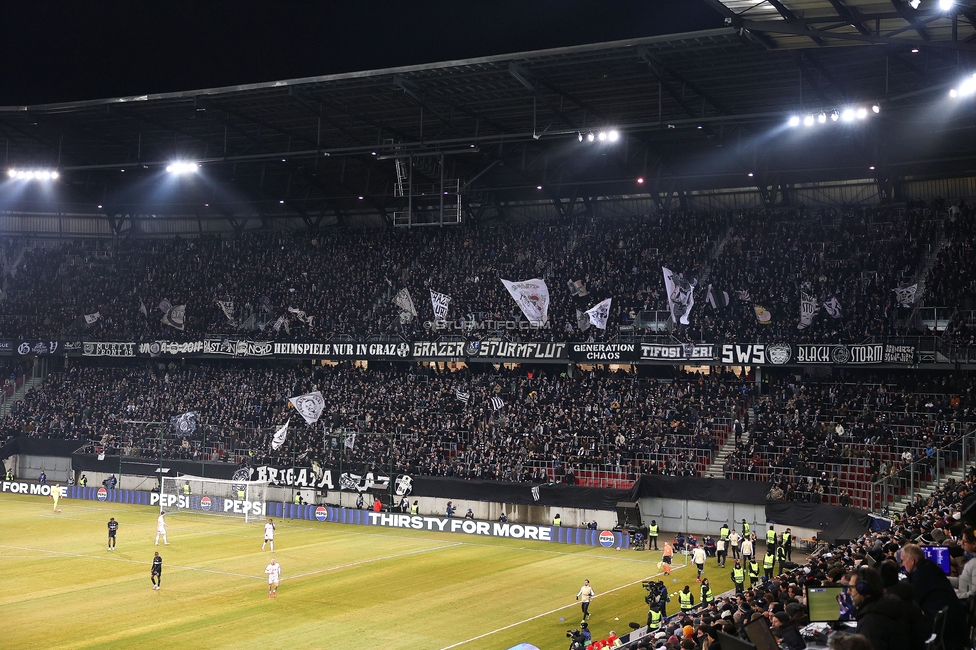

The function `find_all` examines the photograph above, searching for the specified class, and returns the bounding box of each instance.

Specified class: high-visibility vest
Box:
[701,585,713,602]
[183,484,191,495]
[766,530,776,545]
[776,546,787,561]
[783,532,791,544]
[649,608,663,629]
[720,526,729,540]
[5,470,12,480]
[648,524,659,537]
[294,494,302,505]
[554,516,562,526]
[732,567,745,583]
[79,476,87,486]
[411,504,419,514]
[763,554,774,569]
[742,523,751,536]
[679,591,693,610]
[748,562,760,578]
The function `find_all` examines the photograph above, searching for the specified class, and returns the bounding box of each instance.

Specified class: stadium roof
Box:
[1,14,976,231]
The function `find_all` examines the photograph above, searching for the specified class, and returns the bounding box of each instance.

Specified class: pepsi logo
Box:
[200,496,212,511]
[96,487,107,501]
[315,506,327,521]
[599,531,615,547]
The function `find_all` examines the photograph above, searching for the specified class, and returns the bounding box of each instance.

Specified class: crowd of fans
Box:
[7,357,976,508]
[619,469,976,650]
[0,202,965,345]
[1,360,740,482]
[722,373,976,508]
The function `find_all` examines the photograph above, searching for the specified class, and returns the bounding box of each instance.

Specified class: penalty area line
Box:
[437,567,675,650]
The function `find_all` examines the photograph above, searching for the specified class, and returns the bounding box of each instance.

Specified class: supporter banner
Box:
[411,340,567,360]
[83,341,137,357]
[273,341,412,359]
[0,341,14,352]
[794,343,916,365]
[640,343,715,362]
[16,340,64,356]
[570,343,638,362]
[138,340,203,356]
[202,339,274,357]
[719,343,916,366]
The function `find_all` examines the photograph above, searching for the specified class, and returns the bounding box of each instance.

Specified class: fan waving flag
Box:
[288,391,325,424]
[500,278,550,325]
[270,419,290,450]
[490,396,505,411]
[171,411,198,437]
[454,388,470,404]
[585,298,612,330]
[662,267,696,325]
[430,290,452,321]
[161,304,186,331]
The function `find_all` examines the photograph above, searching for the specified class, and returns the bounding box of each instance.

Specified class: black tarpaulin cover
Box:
[627,475,772,504]
[765,501,871,544]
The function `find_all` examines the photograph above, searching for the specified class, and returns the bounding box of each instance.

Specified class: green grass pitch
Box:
[1,494,735,649]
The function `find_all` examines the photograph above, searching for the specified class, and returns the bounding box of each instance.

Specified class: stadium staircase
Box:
[703,406,752,479]
[0,363,44,418]
[886,463,969,514]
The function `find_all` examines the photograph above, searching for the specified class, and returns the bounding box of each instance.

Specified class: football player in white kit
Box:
[155,511,169,545]
[262,518,275,551]
[265,558,281,598]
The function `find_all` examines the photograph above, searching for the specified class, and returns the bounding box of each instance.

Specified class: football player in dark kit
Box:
[151,551,162,590]
[107,517,119,550]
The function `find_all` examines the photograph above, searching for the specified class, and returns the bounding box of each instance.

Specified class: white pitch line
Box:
[285,542,463,581]
[438,566,684,650]
[0,544,262,580]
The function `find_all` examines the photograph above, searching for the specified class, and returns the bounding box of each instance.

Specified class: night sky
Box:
[0,1,723,105]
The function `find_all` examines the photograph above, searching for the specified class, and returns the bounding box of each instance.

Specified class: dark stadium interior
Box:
[5,2,976,649]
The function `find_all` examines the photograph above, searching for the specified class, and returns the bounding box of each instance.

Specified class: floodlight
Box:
[7,168,59,180]
[803,115,815,127]
[872,104,880,113]
[578,132,583,142]
[748,172,754,177]
[940,0,954,10]
[166,162,199,174]
[841,109,855,122]
[586,132,595,142]
[607,129,620,142]
[536,185,543,190]
[637,177,644,184]
[788,116,800,127]
[909,0,920,7]
[598,131,607,141]
[952,73,976,98]
[830,110,839,122]
[856,107,869,119]
[817,112,827,124]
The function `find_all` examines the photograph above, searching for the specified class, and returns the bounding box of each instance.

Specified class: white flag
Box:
[490,396,505,411]
[823,296,842,319]
[797,292,820,330]
[288,391,325,424]
[158,299,173,314]
[343,432,357,450]
[663,267,696,325]
[393,288,418,317]
[139,298,148,318]
[270,419,290,451]
[84,312,101,325]
[161,305,185,331]
[500,278,550,325]
[216,300,235,321]
[272,315,286,332]
[735,289,751,302]
[706,284,729,309]
[430,290,452,321]
[894,283,918,308]
[576,309,591,332]
[585,298,612,330]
